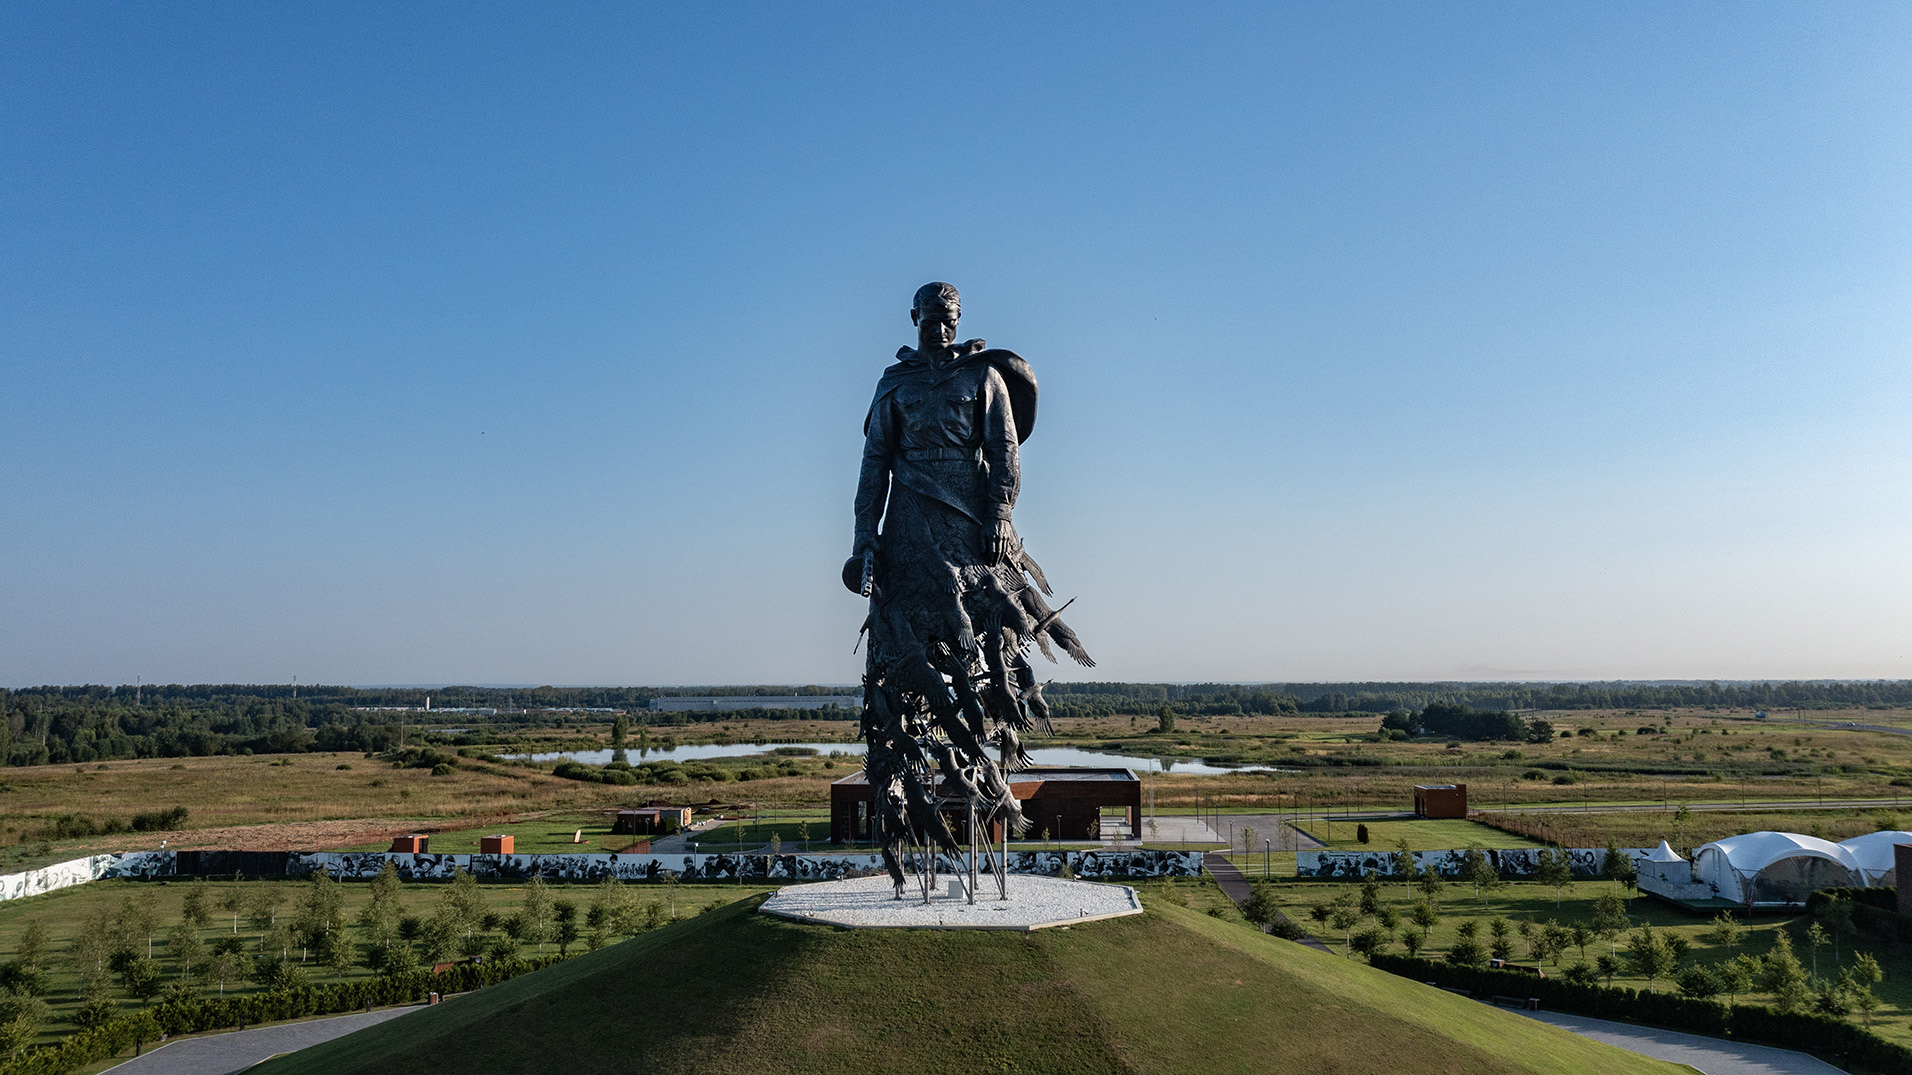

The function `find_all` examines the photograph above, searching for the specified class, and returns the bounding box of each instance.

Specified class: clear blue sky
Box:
[4,4,1909,687]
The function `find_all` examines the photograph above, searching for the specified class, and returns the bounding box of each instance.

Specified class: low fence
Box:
[1295,846,1654,880]
[1,848,1202,899]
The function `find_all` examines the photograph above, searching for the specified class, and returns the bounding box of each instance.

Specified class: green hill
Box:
[255,896,1681,1075]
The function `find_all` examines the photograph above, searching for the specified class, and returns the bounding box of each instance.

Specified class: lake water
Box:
[503,741,1295,776]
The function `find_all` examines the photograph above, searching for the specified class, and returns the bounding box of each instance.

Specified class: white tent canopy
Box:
[1644,840,1683,863]
[1690,831,1862,906]
[1835,830,1912,887]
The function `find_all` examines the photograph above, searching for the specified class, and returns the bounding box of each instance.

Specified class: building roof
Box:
[1414,784,1459,791]
[1835,830,1912,874]
[1693,830,1861,874]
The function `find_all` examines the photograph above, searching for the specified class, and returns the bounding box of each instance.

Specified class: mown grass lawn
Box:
[254,894,1682,1075]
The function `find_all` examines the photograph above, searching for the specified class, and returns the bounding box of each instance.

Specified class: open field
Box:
[0,750,842,872]
[336,812,630,855]
[6,707,1912,875]
[254,893,1680,1075]
[1478,806,1912,851]
[0,876,770,1047]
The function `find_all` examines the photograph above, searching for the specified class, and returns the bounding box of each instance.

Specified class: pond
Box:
[503,741,1297,776]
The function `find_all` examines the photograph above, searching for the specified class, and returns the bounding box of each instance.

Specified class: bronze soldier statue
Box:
[847,282,1093,897]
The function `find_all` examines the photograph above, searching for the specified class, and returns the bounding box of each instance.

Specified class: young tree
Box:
[247,887,287,939]
[13,921,49,974]
[554,900,580,956]
[1847,952,1884,1026]
[1760,930,1809,1012]
[1242,881,1282,931]
[294,869,346,965]
[1459,845,1501,909]
[1625,925,1676,988]
[1446,936,1487,968]
[119,956,162,1002]
[1594,952,1621,987]
[1664,934,1690,967]
[1410,900,1440,935]
[121,895,160,959]
[1393,838,1416,897]
[1416,863,1446,909]
[0,990,47,1061]
[1567,922,1592,961]
[1672,804,1692,853]
[205,949,244,999]
[1489,933,1513,963]
[521,876,555,956]
[181,884,212,932]
[1816,896,1853,965]
[1401,927,1425,957]
[1676,965,1721,999]
[1487,916,1511,949]
[1599,840,1636,893]
[218,884,247,934]
[1718,955,1757,1005]
[1359,871,1383,918]
[1704,911,1742,953]
[1328,897,1363,956]
[1591,891,1629,955]
[438,866,484,948]
[1535,846,1573,909]
[1539,921,1572,967]
[1349,926,1388,960]
[167,924,204,982]
[1804,922,1829,979]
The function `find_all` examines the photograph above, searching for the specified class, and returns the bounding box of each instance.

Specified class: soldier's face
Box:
[916,306,959,349]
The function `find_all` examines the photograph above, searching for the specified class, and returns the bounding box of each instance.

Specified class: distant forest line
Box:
[2,679,1909,768]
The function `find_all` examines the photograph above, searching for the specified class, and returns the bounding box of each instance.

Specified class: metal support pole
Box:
[1002,811,1011,900]
[967,796,978,905]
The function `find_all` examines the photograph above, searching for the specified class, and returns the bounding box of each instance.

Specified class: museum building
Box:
[830,767,1142,843]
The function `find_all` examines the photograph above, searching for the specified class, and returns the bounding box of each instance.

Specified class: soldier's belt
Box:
[901,447,979,462]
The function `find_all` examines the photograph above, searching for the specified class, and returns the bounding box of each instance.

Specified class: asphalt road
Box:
[101,1006,423,1075]
[1515,1009,1845,1075]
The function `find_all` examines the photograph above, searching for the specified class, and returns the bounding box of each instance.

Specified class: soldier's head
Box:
[911,282,960,351]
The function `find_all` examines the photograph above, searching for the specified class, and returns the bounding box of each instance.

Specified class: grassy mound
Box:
[255,896,1681,1075]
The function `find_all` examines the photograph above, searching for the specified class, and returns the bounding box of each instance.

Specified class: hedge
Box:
[1368,953,1912,1074]
[1805,888,1912,945]
[0,956,564,1075]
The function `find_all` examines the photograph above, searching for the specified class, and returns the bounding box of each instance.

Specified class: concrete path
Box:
[1137,815,1224,844]
[1201,852,1333,953]
[1210,813,1326,851]
[101,1006,423,1075]
[1513,1009,1844,1075]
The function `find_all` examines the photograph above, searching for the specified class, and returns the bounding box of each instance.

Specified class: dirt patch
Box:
[163,814,522,851]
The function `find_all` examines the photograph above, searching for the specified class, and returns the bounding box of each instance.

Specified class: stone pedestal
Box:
[758,874,1144,931]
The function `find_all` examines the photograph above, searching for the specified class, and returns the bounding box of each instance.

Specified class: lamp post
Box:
[1264,838,1270,879]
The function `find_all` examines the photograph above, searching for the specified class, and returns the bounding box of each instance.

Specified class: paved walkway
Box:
[102,1006,423,1075]
[1201,852,1333,953]
[1513,1009,1844,1075]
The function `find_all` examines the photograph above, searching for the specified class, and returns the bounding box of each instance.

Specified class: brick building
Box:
[1413,783,1468,819]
